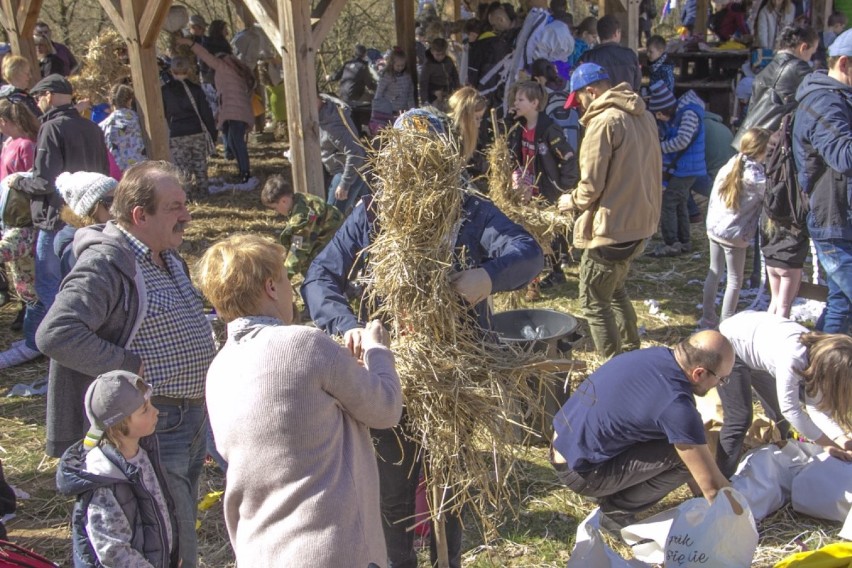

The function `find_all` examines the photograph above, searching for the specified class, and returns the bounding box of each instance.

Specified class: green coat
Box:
[279,193,344,277]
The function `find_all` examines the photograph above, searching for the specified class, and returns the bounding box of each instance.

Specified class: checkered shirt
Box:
[118,225,215,398]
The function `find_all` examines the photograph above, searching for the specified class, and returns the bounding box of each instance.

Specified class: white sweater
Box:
[206,316,403,567]
[720,311,846,443]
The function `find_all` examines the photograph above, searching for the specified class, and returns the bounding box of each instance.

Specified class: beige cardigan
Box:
[190,43,255,128]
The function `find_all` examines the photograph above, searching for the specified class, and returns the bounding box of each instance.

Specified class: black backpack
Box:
[762,111,809,232]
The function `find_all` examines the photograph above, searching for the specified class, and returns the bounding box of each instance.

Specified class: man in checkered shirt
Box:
[37,161,216,568]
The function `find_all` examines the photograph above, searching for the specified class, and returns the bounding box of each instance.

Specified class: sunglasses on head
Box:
[99,195,115,209]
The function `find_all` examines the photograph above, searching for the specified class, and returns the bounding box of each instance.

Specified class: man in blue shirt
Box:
[551,330,733,530]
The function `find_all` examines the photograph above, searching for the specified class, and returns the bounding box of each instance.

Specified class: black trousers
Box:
[373,425,462,568]
[716,357,789,478]
[554,439,691,515]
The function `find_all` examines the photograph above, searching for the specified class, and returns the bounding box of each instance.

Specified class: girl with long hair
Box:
[447,85,488,165]
[701,127,771,328]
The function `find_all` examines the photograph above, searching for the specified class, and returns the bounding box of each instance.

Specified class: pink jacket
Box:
[191,43,255,129]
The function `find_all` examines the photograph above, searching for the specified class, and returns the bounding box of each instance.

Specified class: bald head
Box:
[675,330,734,377]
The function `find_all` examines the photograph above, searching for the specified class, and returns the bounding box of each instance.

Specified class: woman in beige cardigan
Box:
[195,234,403,567]
[176,36,255,183]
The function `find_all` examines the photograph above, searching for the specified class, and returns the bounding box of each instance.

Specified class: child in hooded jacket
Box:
[700,127,771,328]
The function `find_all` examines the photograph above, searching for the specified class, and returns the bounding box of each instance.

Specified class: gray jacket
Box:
[37,222,147,457]
[318,95,366,190]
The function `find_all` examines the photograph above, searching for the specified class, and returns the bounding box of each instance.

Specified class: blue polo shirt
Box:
[552,347,706,472]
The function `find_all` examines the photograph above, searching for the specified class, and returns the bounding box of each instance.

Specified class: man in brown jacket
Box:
[559,63,662,359]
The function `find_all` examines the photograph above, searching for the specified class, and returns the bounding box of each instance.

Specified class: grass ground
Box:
[0,136,843,567]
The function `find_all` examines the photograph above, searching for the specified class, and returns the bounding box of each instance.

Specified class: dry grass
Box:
[0,139,844,567]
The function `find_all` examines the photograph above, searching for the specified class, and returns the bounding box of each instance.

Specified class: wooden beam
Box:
[97,0,170,160]
[280,0,324,197]
[600,0,638,51]
[138,0,172,48]
[0,0,43,87]
[240,0,282,53]
[310,0,347,47]
[694,0,708,40]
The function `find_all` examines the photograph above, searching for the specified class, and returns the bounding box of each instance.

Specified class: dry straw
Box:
[69,30,131,105]
[364,126,557,537]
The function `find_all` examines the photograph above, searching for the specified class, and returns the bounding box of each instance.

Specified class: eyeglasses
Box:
[705,367,730,387]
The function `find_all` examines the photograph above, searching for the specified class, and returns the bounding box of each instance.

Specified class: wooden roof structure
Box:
[2,0,834,197]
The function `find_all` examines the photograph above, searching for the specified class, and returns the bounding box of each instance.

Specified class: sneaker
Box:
[689,213,703,224]
[10,302,25,331]
[0,340,42,369]
[599,510,637,537]
[679,241,692,254]
[539,270,566,289]
[647,243,682,258]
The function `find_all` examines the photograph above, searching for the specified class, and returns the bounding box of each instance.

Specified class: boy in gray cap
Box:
[56,370,180,568]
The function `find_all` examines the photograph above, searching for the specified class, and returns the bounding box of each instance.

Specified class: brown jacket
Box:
[565,83,662,249]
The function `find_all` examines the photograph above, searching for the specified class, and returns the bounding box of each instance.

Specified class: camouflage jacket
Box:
[279,193,344,277]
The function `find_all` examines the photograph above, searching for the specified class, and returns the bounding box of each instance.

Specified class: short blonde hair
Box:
[2,55,30,83]
[194,234,287,323]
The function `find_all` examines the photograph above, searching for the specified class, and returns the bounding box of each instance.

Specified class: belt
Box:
[151,395,206,407]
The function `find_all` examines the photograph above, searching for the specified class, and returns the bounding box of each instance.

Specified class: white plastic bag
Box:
[621,508,680,565]
[664,487,758,568]
[566,508,649,568]
[730,440,821,521]
[839,506,852,541]
[791,452,852,522]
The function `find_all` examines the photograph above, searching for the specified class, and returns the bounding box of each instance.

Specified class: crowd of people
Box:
[0,1,851,567]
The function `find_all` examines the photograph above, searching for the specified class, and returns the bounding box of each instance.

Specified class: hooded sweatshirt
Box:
[57,438,178,568]
[99,108,147,172]
[565,83,662,249]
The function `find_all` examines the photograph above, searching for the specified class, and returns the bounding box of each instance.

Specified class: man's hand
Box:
[558,192,574,212]
[449,268,492,305]
[343,327,365,360]
[334,185,349,201]
[361,319,390,351]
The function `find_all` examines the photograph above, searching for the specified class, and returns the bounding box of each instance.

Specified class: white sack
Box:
[791,452,852,523]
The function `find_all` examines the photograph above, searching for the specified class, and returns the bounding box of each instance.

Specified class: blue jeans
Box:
[222,120,250,177]
[153,401,208,568]
[687,174,712,218]
[813,238,852,334]
[28,229,62,350]
[327,172,369,215]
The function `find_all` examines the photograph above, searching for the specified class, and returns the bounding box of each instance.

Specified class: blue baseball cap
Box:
[565,63,610,109]
[828,28,852,57]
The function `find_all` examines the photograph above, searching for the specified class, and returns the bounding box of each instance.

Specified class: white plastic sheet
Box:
[791,451,852,522]
[566,508,649,568]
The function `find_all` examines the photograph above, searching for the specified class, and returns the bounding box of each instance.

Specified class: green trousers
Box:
[578,241,645,359]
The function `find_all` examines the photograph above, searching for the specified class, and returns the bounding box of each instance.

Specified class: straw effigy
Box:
[68,30,130,105]
[364,125,559,541]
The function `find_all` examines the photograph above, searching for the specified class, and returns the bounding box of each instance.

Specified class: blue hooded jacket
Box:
[301,195,544,336]
[792,70,852,241]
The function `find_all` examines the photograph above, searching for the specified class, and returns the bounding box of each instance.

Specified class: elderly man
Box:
[551,331,733,531]
[558,63,662,359]
[37,161,216,568]
[792,28,852,334]
[8,74,109,358]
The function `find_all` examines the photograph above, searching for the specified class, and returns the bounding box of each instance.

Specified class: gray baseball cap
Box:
[83,370,152,451]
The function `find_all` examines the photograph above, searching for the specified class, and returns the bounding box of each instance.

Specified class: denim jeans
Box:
[222,120,250,177]
[554,438,691,515]
[813,238,852,334]
[153,401,208,568]
[661,176,696,246]
[327,172,369,215]
[373,425,462,568]
[687,174,712,218]
[578,241,645,359]
[715,357,789,479]
[28,229,62,350]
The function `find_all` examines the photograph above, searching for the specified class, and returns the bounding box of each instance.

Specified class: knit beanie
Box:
[56,171,117,217]
[646,80,677,113]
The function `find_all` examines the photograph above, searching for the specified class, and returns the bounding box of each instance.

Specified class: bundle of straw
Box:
[69,30,130,104]
[486,114,574,253]
[365,127,556,539]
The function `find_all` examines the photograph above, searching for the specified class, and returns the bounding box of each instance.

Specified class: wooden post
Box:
[95,0,171,160]
[0,0,43,87]
[394,0,417,103]
[811,0,833,34]
[695,0,708,40]
[431,484,450,568]
[279,0,325,197]
[600,0,639,51]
